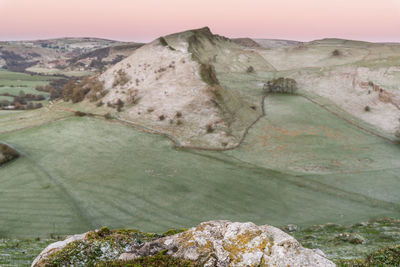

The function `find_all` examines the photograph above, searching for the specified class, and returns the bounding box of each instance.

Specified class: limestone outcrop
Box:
[120,220,334,266]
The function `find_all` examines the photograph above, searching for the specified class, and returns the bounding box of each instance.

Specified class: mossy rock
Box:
[40,227,163,266]
[96,251,200,267]
[162,228,187,237]
[334,233,366,244]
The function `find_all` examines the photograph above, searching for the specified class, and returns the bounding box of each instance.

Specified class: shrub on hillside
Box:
[246,66,254,73]
[126,89,140,105]
[104,113,112,120]
[62,77,105,103]
[61,80,77,101]
[0,144,19,165]
[74,111,87,117]
[206,124,214,133]
[116,99,124,112]
[332,49,341,56]
[263,77,298,94]
[113,69,130,87]
[85,78,105,102]
[26,102,34,110]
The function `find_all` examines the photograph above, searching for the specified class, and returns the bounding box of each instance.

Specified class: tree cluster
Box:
[62,77,105,103]
[263,77,298,94]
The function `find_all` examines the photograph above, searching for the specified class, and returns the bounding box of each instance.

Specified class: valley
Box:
[0,27,399,266]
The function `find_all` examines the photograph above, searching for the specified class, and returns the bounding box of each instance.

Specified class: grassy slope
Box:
[0,238,56,267]
[226,95,400,219]
[0,103,398,238]
[2,218,400,267]
[0,38,399,266]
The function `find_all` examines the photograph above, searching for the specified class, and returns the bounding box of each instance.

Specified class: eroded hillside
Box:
[96,27,271,147]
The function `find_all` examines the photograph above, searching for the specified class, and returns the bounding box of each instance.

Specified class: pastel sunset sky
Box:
[0,0,399,42]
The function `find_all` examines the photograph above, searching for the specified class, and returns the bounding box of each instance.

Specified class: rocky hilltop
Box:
[32,220,334,267]
[94,27,271,148]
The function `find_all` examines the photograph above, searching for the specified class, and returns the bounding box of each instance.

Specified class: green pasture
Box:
[0,86,49,97]
[0,69,52,82]
[0,69,52,90]
[0,238,56,267]
[0,112,398,238]
[225,94,400,211]
[0,95,13,101]
[0,69,52,110]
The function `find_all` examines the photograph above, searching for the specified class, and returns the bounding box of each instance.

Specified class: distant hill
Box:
[232,38,262,48]
[0,37,143,72]
[253,38,301,49]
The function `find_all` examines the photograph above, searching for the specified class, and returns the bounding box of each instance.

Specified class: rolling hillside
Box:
[0,28,399,240]
[0,38,142,73]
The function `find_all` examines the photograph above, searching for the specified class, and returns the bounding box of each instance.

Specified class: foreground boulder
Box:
[33,220,334,266]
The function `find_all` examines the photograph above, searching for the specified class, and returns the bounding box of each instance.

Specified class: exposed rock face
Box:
[120,220,335,267]
[96,27,262,148]
[31,233,86,267]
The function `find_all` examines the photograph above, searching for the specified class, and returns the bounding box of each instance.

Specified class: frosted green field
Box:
[0,33,399,243]
[1,94,399,238]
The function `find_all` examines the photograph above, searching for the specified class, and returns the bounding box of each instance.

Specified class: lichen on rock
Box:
[32,227,162,267]
[119,220,334,267]
[32,221,335,267]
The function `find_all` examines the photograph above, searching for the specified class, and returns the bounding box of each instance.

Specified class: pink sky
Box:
[0,0,399,42]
